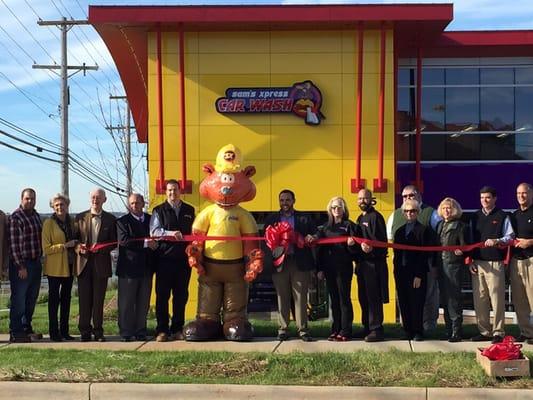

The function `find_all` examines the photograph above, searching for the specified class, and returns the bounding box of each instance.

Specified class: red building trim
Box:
[351,23,365,193]
[415,47,423,192]
[178,26,192,194]
[155,27,166,194]
[374,23,388,193]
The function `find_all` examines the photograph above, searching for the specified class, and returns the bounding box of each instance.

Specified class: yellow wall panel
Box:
[199,31,270,53]
[199,53,270,74]
[198,125,271,161]
[158,125,200,162]
[271,124,342,160]
[271,53,342,74]
[271,30,342,53]
[271,160,343,211]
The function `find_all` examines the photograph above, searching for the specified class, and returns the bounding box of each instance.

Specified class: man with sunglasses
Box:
[386,185,441,333]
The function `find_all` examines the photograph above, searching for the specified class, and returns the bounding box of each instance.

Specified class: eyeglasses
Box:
[331,205,343,210]
[404,209,418,213]
[402,193,416,199]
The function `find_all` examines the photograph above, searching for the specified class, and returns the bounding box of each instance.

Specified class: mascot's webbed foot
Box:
[184,319,223,341]
[223,319,254,342]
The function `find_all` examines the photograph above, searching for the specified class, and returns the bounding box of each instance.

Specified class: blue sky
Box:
[1,0,532,213]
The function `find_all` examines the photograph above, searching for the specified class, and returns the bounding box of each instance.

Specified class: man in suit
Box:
[75,188,117,342]
[150,179,195,342]
[116,193,157,342]
[263,189,316,341]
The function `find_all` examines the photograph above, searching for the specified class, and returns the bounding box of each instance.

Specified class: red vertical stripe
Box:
[156,26,166,192]
[377,24,386,186]
[353,23,364,191]
[415,47,422,188]
[178,26,188,190]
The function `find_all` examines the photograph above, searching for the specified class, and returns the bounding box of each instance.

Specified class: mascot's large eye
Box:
[220,173,235,184]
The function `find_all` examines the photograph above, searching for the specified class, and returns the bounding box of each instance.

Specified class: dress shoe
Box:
[121,336,133,342]
[61,333,75,341]
[94,335,106,342]
[156,332,168,342]
[300,333,314,342]
[50,333,63,342]
[135,335,147,341]
[365,330,384,343]
[327,332,338,341]
[413,334,424,342]
[10,335,31,343]
[80,334,92,342]
[169,331,185,341]
[448,334,462,343]
[277,332,289,341]
[471,334,492,342]
[334,334,350,342]
[28,332,43,341]
[491,335,504,344]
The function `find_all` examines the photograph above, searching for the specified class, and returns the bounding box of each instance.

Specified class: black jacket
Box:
[393,221,432,279]
[263,210,317,271]
[436,219,468,265]
[116,213,154,278]
[316,219,358,272]
[152,201,195,260]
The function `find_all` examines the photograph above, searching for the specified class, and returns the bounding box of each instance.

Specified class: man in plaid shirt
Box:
[8,188,43,342]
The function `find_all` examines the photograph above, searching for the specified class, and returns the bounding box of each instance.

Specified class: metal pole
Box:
[126,102,132,195]
[60,17,69,197]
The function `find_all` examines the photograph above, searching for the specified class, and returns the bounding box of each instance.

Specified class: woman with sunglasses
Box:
[314,196,358,341]
[393,199,433,341]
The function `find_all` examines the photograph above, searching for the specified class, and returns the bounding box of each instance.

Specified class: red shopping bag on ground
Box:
[481,336,522,361]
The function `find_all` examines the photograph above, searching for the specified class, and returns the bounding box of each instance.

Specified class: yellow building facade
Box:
[146,29,396,321]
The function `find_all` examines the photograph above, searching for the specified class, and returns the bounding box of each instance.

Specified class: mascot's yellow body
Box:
[184,144,263,341]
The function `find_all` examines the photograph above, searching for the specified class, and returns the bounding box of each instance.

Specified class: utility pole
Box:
[33,18,98,197]
[108,95,132,195]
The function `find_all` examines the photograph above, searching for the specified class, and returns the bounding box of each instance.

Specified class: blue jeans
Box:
[9,259,42,337]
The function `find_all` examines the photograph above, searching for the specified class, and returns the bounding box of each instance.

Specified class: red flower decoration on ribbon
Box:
[265,222,305,268]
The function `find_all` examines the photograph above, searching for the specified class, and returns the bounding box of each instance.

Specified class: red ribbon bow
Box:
[264,222,304,267]
[481,335,523,360]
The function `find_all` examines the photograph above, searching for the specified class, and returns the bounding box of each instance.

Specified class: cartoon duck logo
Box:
[289,80,325,125]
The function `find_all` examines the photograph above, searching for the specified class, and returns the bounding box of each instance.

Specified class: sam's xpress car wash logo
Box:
[215,80,325,125]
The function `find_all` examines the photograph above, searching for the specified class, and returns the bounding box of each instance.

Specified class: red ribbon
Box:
[264,222,305,267]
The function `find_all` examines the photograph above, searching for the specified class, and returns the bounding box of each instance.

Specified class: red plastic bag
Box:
[481,336,522,361]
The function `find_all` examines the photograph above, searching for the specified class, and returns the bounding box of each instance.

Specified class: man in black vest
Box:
[354,189,389,342]
[116,193,157,342]
[470,186,514,344]
[386,185,440,332]
[150,180,195,342]
[264,189,316,342]
[510,183,533,344]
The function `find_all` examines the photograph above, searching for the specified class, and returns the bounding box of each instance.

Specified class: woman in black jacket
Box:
[393,199,431,341]
[315,196,358,341]
[436,197,467,342]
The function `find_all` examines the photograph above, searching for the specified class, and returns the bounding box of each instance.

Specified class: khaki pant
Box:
[510,256,533,338]
[472,260,505,337]
[271,257,311,336]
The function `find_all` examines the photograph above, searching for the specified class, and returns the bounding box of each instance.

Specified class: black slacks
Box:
[324,264,353,336]
[47,275,73,336]
[155,257,191,334]
[357,259,386,333]
[394,266,427,336]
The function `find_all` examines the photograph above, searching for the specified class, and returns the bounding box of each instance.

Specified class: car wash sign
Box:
[215,80,325,125]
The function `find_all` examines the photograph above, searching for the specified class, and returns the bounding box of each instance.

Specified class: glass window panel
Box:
[480,135,519,160]
[445,135,481,160]
[515,67,533,84]
[422,68,444,85]
[396,134,414,161]
[421,88,445,131]
[480,68,514,84]
[445,87,479,131]
[516,133,533,160]
[421,135,446,160]
[398,68,415,86]
[480,87,514,131]
[446,68,479,85]
[397,87,415,131]
[515,87,533,132]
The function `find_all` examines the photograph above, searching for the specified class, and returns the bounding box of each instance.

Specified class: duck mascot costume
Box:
[183,144,264,341]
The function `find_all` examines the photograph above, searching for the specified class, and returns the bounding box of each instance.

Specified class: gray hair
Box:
[49,193,70,208]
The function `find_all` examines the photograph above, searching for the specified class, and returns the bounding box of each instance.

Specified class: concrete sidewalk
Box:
[1,382,532,400]
[0,333,530,353]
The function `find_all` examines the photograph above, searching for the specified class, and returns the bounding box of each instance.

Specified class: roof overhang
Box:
[88,3,453,142]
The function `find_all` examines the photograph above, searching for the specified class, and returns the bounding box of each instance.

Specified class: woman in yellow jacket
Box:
[42,194,77,341]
